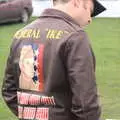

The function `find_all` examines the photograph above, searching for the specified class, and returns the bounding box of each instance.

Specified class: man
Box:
[2,0,106,120]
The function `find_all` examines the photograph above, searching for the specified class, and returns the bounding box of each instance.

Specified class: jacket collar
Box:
[40,8,80,27]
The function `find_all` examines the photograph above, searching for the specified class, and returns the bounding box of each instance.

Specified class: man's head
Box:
[53,0,106,28]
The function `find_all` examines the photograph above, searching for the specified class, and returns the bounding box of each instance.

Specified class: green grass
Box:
[87,18,120,119]
[0,18,120,120]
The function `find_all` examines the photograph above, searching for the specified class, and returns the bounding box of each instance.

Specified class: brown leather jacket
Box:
[2,9,101,120]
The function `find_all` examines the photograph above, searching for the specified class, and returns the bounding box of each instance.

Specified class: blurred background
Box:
[0,0,120,24]
[32,0,120,18]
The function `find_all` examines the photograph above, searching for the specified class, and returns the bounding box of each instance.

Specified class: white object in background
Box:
[32,0,52,16]
[32,0,120,18]
[97,0,120,17]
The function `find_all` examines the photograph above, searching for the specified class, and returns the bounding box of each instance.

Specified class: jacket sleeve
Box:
[2,41,18,116]
[65,31,101,120]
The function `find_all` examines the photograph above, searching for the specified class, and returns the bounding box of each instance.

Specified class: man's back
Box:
[2,7,103,120]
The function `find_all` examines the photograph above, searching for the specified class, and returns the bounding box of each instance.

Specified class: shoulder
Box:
[65,30,89,45]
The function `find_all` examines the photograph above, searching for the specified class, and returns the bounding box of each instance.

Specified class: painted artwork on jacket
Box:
[19,44,44,91]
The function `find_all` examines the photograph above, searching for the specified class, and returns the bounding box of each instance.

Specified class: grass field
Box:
[0,18,120,120]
